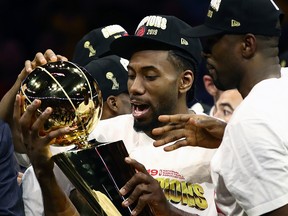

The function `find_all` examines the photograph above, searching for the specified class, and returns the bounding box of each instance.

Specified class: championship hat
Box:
[184,0,282,37]
[110,15,202,68]
[84,55,129,101]
[73,25,128,66]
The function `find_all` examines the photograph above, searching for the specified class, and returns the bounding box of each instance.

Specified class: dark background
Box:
[1,0,287,106]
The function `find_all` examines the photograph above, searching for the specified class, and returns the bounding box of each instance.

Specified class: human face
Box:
[213,89,243,122]
[127,50,180,133]
[201,34,242,91]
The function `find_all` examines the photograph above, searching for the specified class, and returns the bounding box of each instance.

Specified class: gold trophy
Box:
[20,60,102,149]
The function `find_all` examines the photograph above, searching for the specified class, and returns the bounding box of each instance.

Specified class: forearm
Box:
[0,77,22,124]
[36,169,80,216]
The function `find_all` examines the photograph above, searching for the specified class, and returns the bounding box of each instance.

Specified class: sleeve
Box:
[217,119,288,216]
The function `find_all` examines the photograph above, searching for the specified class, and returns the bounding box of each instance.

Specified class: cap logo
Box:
[120,58,129,71]
[101,25,126,38]
[136,16,167,32]
[106,72,119,90]
[136,26,146,36]
[210,0,222,12]
[181,38,189,46]
[231,19,241,27]
[84,41,96,57]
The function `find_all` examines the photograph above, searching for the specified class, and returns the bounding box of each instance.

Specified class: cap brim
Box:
[183,24,225,38]
[110,36,179,59]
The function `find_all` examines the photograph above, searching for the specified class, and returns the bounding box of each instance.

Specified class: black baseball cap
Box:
[84,55,129,101]
[72,25,128,66]
[110,15,202,68]
[184,0,282,37]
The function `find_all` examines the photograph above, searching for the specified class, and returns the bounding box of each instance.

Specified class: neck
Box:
[239,58,281,98]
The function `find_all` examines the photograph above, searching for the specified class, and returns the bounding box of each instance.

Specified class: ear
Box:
[241,34,256,58]
[179,70,194,94]
[106,96,118,112]
[203,74,218,97]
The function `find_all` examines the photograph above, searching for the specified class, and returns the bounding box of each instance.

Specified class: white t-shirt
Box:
[89,114,218,215]
[211,76,288,216]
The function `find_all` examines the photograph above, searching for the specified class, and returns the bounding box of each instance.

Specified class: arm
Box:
[14,94,79,216]
[120,157,198,216]
[152,114,226,151]
[263,205,288,216]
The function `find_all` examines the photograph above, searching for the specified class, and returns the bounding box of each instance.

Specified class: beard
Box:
[133,99,177,133]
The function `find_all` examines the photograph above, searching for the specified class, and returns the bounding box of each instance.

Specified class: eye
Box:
[223,109,233,116]
[145,75,158,81]
[127,71,136,80]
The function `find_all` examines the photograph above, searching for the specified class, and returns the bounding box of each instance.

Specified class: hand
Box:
[17,172,23,185]
[29,49,68,70]
[13,94,73,176]
[120,157,170,216]
[152,114,226,151]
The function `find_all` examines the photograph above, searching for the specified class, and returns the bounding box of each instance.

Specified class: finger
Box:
[130,193,151,216]
[122,181,146,207]
[20,99,41,133]
[43,49,57,62]
[163,139,191,151]
[158,114,191,123]
[153,132,184,147]
[31,52,47,69]
[56,54,68,61]
[24,60,33,73]
[47,126,73,142]
[13,95,22,124]
[124,157,148,174]
[152,123,184,136]
[30,107,52,138]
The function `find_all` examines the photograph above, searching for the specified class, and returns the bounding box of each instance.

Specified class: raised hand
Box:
[152,114,226,151]
[13,94,73,173]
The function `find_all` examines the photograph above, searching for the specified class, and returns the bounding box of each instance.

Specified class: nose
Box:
[128,76,145,95]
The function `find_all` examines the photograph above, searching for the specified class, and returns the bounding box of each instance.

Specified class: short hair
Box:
[167,50,197,107]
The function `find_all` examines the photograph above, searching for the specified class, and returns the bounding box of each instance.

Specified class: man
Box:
[18,15,218,215]
[88,14,218,215]
[213,89,242,122]
[152,0,288,215]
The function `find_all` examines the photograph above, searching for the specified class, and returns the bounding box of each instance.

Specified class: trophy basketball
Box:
[20,60,102,148]
[20,61,154,216]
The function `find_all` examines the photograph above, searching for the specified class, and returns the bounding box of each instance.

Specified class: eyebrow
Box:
[219,103,234,111]
[127,65,159,73]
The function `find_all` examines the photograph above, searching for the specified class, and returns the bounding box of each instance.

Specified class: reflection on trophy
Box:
[20,60,103,148]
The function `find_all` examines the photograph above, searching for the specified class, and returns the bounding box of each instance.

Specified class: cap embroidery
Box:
[231,19,241,27]
[270,0,279,10]
[181,38,189,45]
[101,25,126,38]
[210,0,222,12]
[106,72,119,90]
[84,41,96,57]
